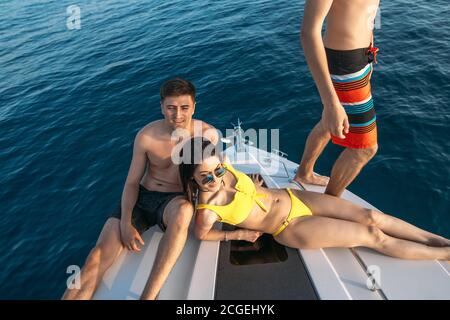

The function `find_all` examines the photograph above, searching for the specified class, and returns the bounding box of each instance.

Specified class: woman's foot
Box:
[436,247,450,261]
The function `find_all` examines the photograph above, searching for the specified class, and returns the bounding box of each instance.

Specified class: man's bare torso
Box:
[140,119,216,193]
[323,0,380,50]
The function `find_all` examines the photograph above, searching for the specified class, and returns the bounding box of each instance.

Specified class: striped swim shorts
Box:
[325,46,378,149]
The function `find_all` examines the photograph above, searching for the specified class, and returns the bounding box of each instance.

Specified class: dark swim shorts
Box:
[110,184,184,234]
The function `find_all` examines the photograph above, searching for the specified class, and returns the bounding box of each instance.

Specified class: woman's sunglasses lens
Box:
[215,166,226,177]
[202,174,214,185]
[202,165,227,185]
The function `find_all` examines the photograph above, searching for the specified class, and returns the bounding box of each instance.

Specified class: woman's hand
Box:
[251,174,265,187]
[120,222,145,252]
[238,229,263,243]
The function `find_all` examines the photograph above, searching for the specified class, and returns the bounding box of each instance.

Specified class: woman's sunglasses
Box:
[201,164,227,185]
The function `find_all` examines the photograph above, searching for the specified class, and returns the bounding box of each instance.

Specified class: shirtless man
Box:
[62,78,218,300]
[294,0,380,197]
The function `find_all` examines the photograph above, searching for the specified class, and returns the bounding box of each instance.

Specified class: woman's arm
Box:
[195,210,262,242]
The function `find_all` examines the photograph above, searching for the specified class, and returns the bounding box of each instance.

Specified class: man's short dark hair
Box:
[160,78,196,102]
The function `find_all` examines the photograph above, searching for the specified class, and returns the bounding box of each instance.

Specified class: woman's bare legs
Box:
[290,189,450,247]
[275,215,450,260]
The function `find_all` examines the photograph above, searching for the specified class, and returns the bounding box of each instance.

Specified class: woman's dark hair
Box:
[178,137,217,204]
[160,78,196,102]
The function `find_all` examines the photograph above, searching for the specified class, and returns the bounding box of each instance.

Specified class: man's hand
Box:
[322,103,349,139]
[120,222,145,252]
[238,230,263,243]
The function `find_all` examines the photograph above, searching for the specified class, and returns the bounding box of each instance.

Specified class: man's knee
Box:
[348,144,378,163]
[166,199,194,230]
[361,144,378,160]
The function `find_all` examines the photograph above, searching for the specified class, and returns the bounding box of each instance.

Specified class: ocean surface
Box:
[0,0,449,299]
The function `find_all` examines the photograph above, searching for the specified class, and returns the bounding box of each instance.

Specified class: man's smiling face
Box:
[161,94,195,130]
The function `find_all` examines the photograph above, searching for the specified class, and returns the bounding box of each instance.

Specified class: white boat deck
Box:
[94,145,450,300]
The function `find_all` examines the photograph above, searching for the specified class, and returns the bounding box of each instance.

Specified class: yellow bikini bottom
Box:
[272,188,313,236]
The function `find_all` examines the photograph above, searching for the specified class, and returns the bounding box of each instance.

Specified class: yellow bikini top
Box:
[196,163,268,225]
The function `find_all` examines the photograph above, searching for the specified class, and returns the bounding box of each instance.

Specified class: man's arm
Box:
[120,130,148,251]
[301,0,349,139]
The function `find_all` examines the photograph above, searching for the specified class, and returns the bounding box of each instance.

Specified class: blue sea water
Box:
[0,0,449,299]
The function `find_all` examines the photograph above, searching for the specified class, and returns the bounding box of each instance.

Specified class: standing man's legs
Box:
[295,120,331,186]
[325,144,378,197]
[294,120,378,196]
[295,47,378,196]
[140,196,193,300]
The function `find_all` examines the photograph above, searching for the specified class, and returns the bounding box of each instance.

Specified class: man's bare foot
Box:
[294,172,329,186]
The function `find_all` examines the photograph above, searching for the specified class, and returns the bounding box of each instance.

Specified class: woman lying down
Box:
[178,137,450,260]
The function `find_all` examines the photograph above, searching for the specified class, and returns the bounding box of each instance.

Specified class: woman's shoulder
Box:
[196,194,221,223]
[195,206,220,225]
[198,191,214,205]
